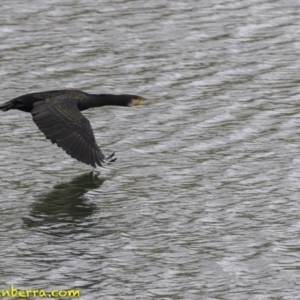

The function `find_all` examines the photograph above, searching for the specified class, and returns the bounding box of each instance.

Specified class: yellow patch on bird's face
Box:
[130,97,145,106]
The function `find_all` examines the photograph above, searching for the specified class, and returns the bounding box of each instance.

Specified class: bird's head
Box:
[124,95,146,107]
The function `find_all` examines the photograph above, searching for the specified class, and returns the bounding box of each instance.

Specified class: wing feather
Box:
[31,98,106,167]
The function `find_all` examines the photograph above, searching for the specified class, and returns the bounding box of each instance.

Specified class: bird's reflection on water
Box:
[23,172,104,233]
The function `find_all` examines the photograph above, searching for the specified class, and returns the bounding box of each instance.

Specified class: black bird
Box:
[0,90,145,168]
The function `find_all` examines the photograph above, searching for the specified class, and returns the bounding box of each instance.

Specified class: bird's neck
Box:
[78,94,127,111]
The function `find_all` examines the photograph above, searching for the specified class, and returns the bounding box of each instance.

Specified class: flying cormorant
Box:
[0,90,145,168]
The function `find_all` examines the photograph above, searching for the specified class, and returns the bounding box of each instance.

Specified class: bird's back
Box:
[0,90,90,112]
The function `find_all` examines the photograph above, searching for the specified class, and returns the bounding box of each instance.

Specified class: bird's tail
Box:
[0,100,15,111]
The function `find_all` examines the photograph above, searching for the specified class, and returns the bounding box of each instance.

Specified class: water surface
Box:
[1,0,300,299]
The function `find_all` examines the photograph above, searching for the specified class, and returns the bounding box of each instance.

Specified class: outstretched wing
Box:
[31,98,110,168]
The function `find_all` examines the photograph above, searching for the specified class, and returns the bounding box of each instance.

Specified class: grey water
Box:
[1,0,300,299]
